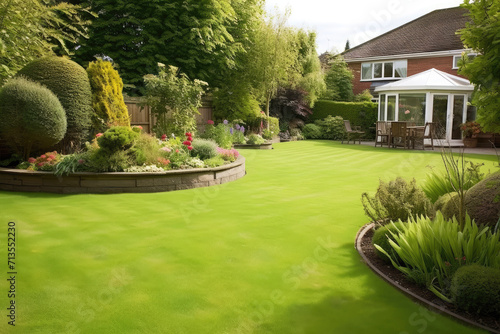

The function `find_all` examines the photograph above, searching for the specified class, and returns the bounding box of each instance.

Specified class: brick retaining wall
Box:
[0,156,245,194]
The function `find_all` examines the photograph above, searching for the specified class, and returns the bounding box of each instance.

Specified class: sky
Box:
[264,0,465,55]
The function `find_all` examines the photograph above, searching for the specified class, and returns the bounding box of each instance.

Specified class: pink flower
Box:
[207,120,214,125]
[37,162,44,167]
[28,157,36,163]
[405,110,410,114]
[49,154,56,160]
[161,147,171,153]
[46,158,52,162]
[175,149,179,153]
[96,133,103,138]
[40,154,46,159]
[137,126,143,130]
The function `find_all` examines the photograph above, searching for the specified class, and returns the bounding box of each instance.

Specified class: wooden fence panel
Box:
[125,96,213,135]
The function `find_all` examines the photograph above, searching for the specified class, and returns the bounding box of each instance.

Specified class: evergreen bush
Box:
[16,56,92,149]
[451,264,500,316]
[97,126,139,152]
[191,139,219,160]
[465,171,500,228]
[302,124,322,139]
[86,59,130,132]
[314,115,344,140]
[0,77,66,159]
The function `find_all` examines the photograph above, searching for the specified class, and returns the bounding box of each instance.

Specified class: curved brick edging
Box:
[355,223,499,334]
[0,156,245,194]
[233,143,273,150]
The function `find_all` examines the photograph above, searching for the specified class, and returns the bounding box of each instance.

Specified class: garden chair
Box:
[411,122,434,150]
[390,122,409,149]
[342,120,364,144]
[374,121,391,147]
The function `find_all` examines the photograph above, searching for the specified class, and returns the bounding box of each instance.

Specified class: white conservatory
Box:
[374,68,475,146]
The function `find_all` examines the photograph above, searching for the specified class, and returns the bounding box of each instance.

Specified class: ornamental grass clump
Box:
[375,212,500,302]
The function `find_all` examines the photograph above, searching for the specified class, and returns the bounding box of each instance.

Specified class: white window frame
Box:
[360,60,407,81]
[452,53,477,69]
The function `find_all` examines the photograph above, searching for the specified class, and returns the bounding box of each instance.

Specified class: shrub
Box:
[201,122,233,149]
[203,156,225,168]
[267,116,280,137]
[372,222,405,264]
[354,89,373,102]
[451,264,500,316]
[97,126,139,152]
[0,77,67,159]
[361,177,434,223]
[262,129,273,140]
[246,134,266,145]
[130,133,162,166]
[465,171,500,228]
[302,124,322,139]
[87,149,131,172]
[16,56,92,148]
[86,59,130,132]
[311,100,377,137]
[440,192,461,221]
[212,86,261,122]
[289,128,304,140]
[144,65,207,137]
[191,139,218,160]
[376,213,500,302]
[314,115,344,140]
[422,162,484,203]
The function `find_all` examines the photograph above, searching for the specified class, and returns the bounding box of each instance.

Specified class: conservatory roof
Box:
[374,68,474,92]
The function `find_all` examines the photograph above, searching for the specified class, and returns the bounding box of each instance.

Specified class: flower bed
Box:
[0,156,245,194]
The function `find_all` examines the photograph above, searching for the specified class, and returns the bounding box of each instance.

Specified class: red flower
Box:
[183,140,191,146]
[187,136,193,142]
[462,256,466,261]
[37,163,44,167]
[161,134,167,141]
[28,157,36,163]
[187,146,193,151]
[207,120,214,125]
[185,132,192,137]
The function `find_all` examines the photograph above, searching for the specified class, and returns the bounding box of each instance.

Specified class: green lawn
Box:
[1,141,497,334]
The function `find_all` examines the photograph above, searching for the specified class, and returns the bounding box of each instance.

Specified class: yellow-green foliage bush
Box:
[86,59,130,131]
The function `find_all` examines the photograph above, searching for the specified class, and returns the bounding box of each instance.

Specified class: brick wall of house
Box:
[348,56,466,96]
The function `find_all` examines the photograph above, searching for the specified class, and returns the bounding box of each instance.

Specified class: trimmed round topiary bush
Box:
[450,264,500,317]
[465,171,500,228]
[0,77,67,159]
[191,139,218,160]
[97,126,139,152]
[16,56,92,149]
[372,221,405,264]
[302,124,322,139]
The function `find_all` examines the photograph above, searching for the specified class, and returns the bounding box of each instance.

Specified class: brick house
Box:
[343,7,472,97]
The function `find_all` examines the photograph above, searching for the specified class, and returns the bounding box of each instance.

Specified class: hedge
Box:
[311,100,378,137]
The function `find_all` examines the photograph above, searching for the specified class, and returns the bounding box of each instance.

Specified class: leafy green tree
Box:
[0,0,90,85]
[74,0,263,95]
[87,59,130,133]
[458,0,500,133]
[295,30,325,108]
[322,55,354,102]
[143,64,207,137]
[249,9,300,125]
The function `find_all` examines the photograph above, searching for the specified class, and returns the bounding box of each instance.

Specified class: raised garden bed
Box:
[233,143,273,150]
[0,156,245,194]
[355,223,500,334]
